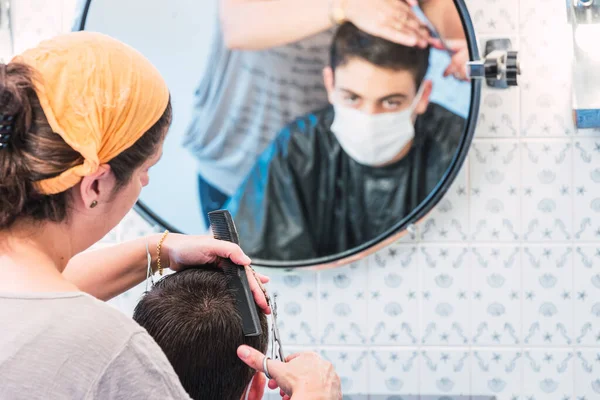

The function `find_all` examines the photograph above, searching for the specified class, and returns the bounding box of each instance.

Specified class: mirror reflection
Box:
[81,0,474,263]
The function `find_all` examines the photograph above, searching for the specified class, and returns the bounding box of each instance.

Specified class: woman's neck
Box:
[0,220,81,293]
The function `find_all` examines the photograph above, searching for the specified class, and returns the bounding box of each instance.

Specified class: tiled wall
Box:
[10,0,600,399]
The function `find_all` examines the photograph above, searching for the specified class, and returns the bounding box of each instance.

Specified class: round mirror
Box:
[77,0,480,268]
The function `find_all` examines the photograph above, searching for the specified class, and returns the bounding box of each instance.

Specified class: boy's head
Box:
[324,22,432,116]
[133,266,269,400]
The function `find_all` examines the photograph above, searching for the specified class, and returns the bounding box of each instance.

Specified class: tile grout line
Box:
[570,127,577,395]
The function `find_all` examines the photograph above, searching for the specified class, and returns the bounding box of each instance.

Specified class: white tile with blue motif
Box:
[522,246,574,346]
[419,164,470,243]
[420,246,471,346]
[368,245,419,346]
[469,140,521,242]
[470,246,521,346]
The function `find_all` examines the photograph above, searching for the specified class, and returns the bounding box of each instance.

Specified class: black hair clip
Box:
[0,114,14,149]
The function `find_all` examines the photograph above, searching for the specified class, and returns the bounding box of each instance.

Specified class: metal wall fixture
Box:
[467,38,521,89]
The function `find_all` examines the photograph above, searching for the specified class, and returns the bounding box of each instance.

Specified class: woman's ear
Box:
[77,164,114,209]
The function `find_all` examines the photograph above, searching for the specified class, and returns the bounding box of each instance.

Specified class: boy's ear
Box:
[246,372,266,400]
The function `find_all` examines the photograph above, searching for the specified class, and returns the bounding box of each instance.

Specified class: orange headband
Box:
[11,31,170,195]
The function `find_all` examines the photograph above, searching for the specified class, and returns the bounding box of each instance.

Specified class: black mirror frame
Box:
[76,0,481,269]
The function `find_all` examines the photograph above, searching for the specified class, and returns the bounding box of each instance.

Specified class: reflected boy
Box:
[226,23,466,260]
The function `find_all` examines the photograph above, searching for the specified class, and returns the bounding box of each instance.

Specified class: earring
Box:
[90,200,98,209]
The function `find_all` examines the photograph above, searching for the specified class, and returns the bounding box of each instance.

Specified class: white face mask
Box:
[331,85,425,166]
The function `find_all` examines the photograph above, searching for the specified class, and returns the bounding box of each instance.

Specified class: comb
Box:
[208,210,262,337]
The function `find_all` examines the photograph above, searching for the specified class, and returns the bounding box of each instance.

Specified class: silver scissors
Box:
[249,266,285,363]
[269,293,285,363]
[413,5,456,56]
[145,242,155,292]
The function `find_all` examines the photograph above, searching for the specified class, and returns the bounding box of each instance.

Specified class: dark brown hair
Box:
[133,266,269,400]
[0,62,172,230]
[330,22,430,87]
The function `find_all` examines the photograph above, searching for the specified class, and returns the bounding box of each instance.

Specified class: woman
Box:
[183,0,432,226]
[0,32,340,399]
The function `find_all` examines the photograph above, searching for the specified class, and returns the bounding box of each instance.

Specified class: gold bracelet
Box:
[156,230,169,276]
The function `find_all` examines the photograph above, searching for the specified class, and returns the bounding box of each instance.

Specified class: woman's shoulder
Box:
[2,292,146,353]
[53,292,146,340]
[1,292,190,399]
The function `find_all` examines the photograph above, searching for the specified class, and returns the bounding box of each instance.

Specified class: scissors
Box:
[249,266,285,363]
[412,5,456,56]
[145,242,155,292]
[269,293,285,362]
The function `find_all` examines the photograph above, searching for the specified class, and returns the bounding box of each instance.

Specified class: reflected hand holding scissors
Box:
[438,39,470,82]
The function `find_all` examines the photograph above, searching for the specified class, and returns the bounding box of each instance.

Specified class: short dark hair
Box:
[133,266,268,400]
[330,22,430,87]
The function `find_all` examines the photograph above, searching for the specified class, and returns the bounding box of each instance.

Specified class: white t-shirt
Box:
[0,292,191,399]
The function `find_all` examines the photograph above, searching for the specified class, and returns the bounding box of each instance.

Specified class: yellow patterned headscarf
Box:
[11,31,170,195]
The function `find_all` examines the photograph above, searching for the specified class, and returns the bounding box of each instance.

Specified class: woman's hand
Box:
[161,233,271,314]
[343,0,430,48]
[441,39,470,82]
[237,345,342,399]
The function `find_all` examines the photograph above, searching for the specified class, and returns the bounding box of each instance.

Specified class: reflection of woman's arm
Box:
[419,0,465,40]
[221,0,331,50]
[221,0,429,50]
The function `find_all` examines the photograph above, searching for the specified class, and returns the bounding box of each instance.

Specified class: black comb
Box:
[208,210,262,337]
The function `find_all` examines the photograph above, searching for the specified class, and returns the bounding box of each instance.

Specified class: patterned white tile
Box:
[573,247,600,347]
[465,0,519,35]
[10,0,64,54]
[476,87,520,138]
[368,245,419,345]
[573,139,600,241]
[394,226,418,244]
[419,164,470,242]
[471,350,523,399]
[475,36,520,139]
[264,269,318,346]
[470,246,521,346]
[470,140,521,241]
[368,349,419,396]
[119,210,160,239]
[320,349,369,395]
[420,246,470,345]
[520,0,569,38]
[521,141,573,242]
[574,350,600,400]
[523,350,574,400]
[520,81,575,138]
[419,350,471,396]
[319,263,369,346]
[522,246,574,346]
[519,34,574,138]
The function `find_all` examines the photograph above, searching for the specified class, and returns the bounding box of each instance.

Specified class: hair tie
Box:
[0,63,14,149]
[0,114,14,149]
